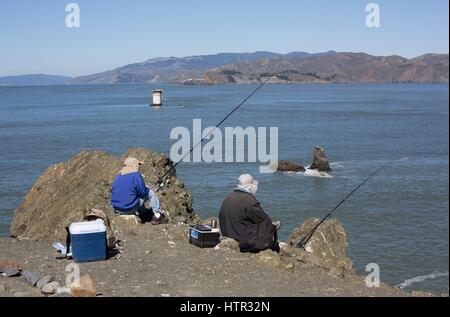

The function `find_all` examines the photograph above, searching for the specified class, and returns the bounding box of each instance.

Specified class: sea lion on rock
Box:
[276,146,332,173]
[309,146,332,173]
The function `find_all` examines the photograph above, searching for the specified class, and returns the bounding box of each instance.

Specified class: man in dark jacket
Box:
[219,174,280,253]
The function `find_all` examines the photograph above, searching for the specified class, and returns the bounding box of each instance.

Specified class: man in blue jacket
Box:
[110,157,168,225]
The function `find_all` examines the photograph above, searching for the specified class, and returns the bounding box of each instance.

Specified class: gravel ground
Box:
[0,223,414,297]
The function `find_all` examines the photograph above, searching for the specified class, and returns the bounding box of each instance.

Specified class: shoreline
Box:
[0,82,449,88]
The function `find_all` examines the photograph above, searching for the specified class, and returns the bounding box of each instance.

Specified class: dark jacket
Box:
[219,189,278,252]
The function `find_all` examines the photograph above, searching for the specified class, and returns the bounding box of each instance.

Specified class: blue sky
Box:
[0,0,448,76]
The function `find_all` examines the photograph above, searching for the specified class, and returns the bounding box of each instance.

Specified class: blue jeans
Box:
[114,188,161,216]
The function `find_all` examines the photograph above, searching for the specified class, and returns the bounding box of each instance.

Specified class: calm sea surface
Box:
[0,83,448,293]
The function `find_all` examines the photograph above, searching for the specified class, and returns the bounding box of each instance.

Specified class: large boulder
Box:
[10,148,194,241]
[309,146,332,172]
[285,217,353,276]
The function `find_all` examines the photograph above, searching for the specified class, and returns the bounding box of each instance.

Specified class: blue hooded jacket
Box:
[110,172,149,210]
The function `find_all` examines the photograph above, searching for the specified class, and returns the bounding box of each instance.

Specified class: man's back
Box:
[110,172,148,210]
[219,190,271,242]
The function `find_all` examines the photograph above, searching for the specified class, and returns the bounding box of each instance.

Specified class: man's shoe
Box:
[137,209,154,223]
[151,213,169,225]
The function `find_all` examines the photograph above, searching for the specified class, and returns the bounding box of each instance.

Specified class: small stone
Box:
[22,271,43,286]
[37,275,55,289]
[1,268,21,277]
[0,260,20,272]
[69,274,96,297]
[0,284,6,292]
[161,293,170,297]
[214,237,240,251]
[42,281,61,294]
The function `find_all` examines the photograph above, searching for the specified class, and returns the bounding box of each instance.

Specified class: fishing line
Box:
[152,74,278,190]
[296,165,387,249]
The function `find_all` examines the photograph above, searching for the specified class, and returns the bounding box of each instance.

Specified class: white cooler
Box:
[69,220,107,262]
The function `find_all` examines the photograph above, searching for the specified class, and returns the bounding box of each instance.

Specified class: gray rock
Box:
[215,237,240,251]
[22,271,43,286]
[288,218,353,276]
[0,260,20,272]
[41,281,61,294]
[36,275,55,289]
[1,268,21,277]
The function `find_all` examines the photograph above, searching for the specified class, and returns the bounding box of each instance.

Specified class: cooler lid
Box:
[69,219,106,234]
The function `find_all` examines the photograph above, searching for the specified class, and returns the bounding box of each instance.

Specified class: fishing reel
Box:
[296,234,312,249]
[156,177,165,189]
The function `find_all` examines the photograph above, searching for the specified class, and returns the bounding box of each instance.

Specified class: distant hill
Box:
[204,52,449,84]
[69,51,448,85]
[0,74,72,86]
[69,51,336,84]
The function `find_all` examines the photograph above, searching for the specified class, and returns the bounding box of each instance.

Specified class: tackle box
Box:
[189,224,220,248]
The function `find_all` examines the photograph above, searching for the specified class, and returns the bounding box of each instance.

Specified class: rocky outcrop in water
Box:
[309,146,332,172]
[9,148,194,241]
[276,160,306,173]
[277,146,331,173]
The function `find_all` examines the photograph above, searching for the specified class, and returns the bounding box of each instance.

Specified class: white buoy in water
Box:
[151,89,163,106]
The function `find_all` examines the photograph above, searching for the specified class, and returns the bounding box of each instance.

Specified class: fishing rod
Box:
[152,74,278,191]
[296,165,387,249]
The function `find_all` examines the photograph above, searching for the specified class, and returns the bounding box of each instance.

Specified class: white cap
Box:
[120,157,144,175]
[123,157,144,167]
[238,174,258,186]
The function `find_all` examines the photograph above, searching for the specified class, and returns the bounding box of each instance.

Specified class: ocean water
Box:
[0,83,448,294]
